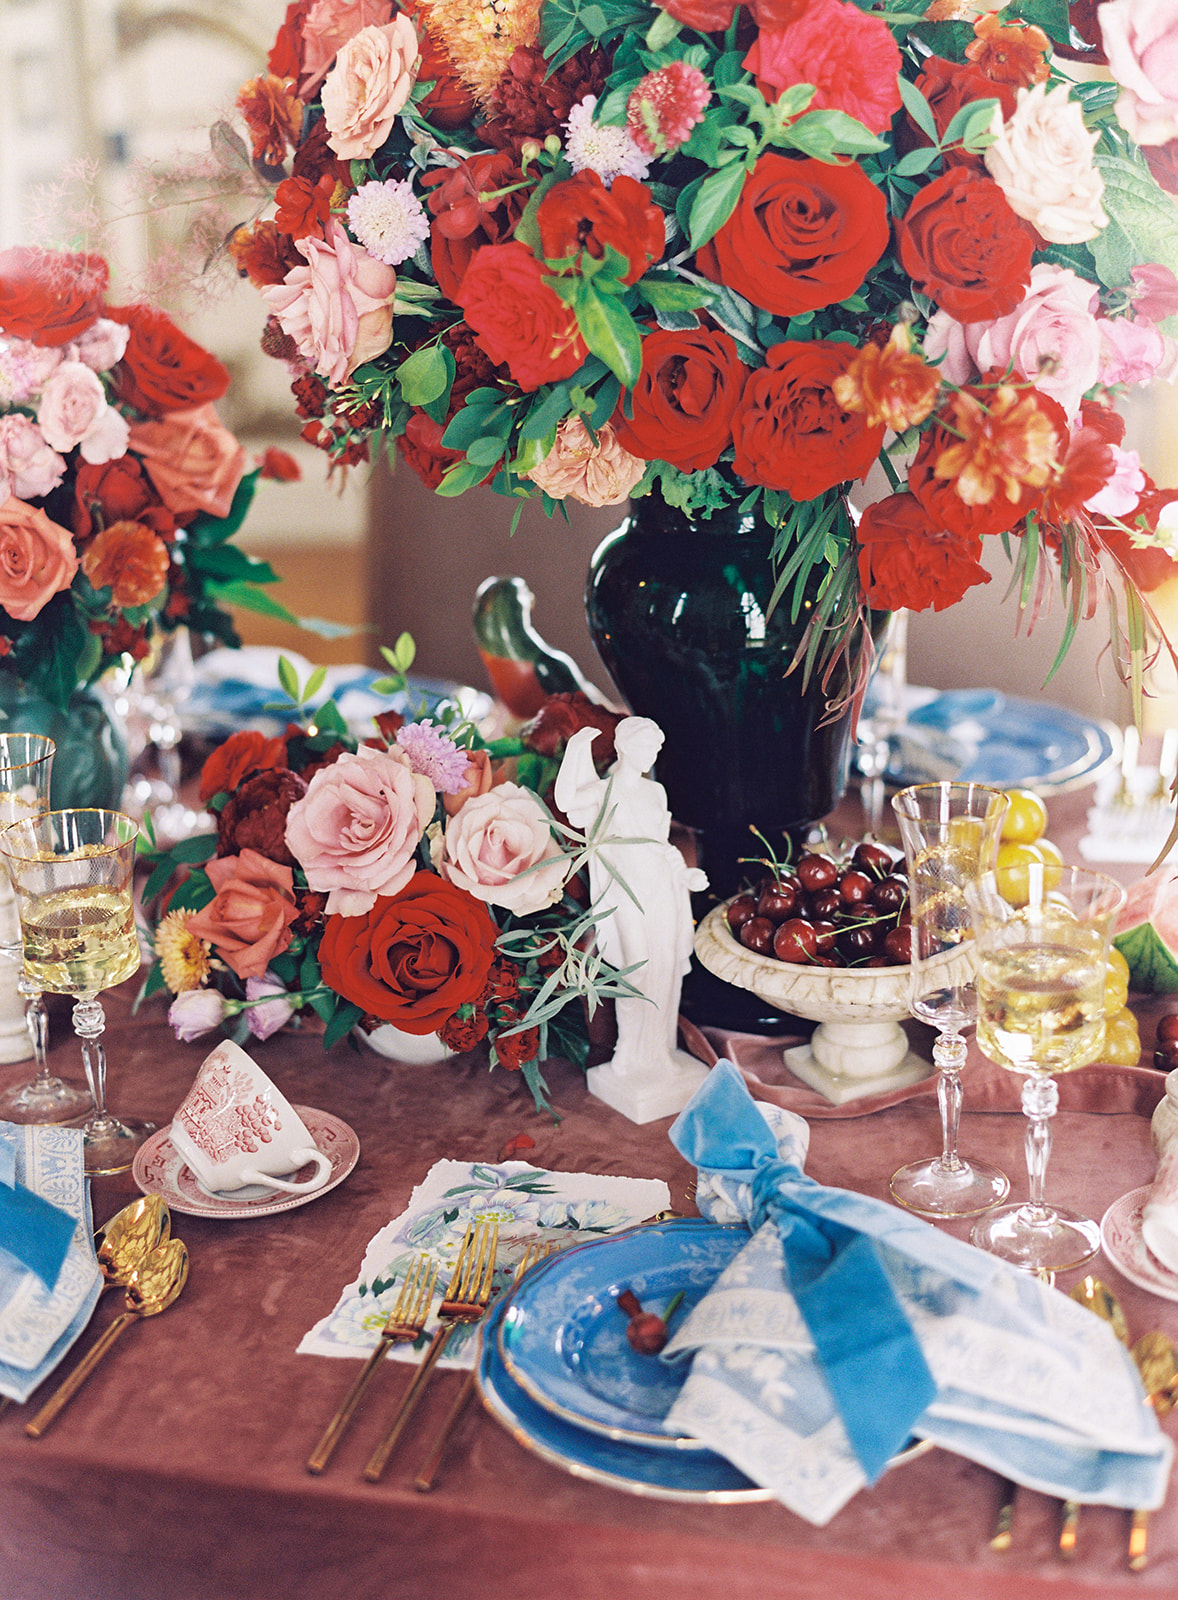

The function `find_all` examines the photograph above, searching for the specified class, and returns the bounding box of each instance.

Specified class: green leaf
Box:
[941,98,999,151]
[891,146,940,179]
[395,343,452,408]
[780,109,887,162]
[574,282,643,387]
[638,275,717,314]
[436,459,493,496]
[687,162,748,251]
[1094,152,1178,287]
[519,383,572,440]
[644,4,679,48]
[278,655,301,701]
[183,471,259,547]
[323,998,365,1050]
[896,75,937,143]
[206,582,301,623]
[465,434,509,468]
[442,400,510,450]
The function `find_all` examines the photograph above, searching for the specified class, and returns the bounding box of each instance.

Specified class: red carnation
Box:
[537,171,664,285]
[439,1006,490,1051]
[896,167,1034,324]
[495,1021,541,1070]
[482,44,608,153]
[612,325,747,472]
[108,304,231,416]
[856,493,991,613]
[455,243,587,394]
[745,0,903,135]
[397,410,465,490]
[199,729,289,804]
[0,247,108,346]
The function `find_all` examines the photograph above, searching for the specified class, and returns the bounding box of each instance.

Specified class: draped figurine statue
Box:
[553,716,711,1123]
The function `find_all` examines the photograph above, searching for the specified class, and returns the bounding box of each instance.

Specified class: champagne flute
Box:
[0,810,152,1175]
[0,735,92,1124]
[889,782,1010,1217]
[966,862,1126,1274]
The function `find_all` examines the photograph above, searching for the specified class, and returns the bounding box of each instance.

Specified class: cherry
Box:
[725,893,758,933]
[811,918,839,953]
[796,852,838,891]
[806,888,842,921]
[870,875,909,915]
[739,916,775,954]
[773,918,818,962]
[756,881,799,923]
[852,841,895,878]
[838,923,883,961]
[1158,1014,1178,1045]
[884,925,914,964]
[839,870,873,908]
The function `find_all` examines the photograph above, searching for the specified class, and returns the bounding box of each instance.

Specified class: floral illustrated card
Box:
[298,1159,670,1367]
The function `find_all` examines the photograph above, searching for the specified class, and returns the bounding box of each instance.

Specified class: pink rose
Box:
[321,17,419,160]
[0,416,65,500]
[0,496,79,621]
[524,417,647,507]
[67,317,130,375]
[0,338,62,405]
[1100,0,1178,145]
[261,221,396,386]
[442,748,495,818]
[36,360,129,464]
[186,849,300,981]
[983,83,1106,244]
[440,782,570,916]
[128,402,247,521]
[284,743,435,916]
[298,0,395,97]
[1098,315,1167,387]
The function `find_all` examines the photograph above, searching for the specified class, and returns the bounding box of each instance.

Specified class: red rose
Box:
[855,493,991,613]
[902,57,1017,169]
[107,303,231,416]
[425,151,531,301]
[537,171,664,285]
[216,767,308,865]
[612,325,747,471]
[0,247,108,346]
[267,0,310,78]
[656,0,737,28]
[72,456,176,541]
[695,154,889,317]
[318,872,499,1033]
[522,692,625,765]
[455,243,587,393]
[731,341,885,498]
[199,729,289,803]
[896,167,1034,324]
[397,409,465,490]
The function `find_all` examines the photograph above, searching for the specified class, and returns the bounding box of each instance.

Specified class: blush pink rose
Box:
[524,417,647,507]
[0,338,62,405]
[0,416,65,500]
[186,850,300,981]
[298,0,395,96]
[261,221,397,386]
[127,402,247,520]
[983,83,1106,244]
[0,496,79,620]
[440,782,570,916]
[67,317,130,375]
[1100,0,1178,145]
[321,17,420,160]
[36,360,130,464]
[284,743,435,916]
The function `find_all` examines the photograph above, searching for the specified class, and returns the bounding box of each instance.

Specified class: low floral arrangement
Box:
[218,0,1178,692]
[0,245,297,707]
[140,645,636,1109]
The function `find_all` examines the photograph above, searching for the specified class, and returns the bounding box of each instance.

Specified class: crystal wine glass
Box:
[0,735,92,1124]
[888,781,1010,1217]
[0,810,152,1175]
[966,862,1126,1274]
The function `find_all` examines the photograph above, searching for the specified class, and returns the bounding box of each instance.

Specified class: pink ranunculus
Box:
[524,417,647,507]
[1086,445,1147,517]
[127,402,247,520]
[1100,0,1178,145]
[36,360,129,464]
[298,0,395,97]
[186,849,300,981]
[261,220,397,386]
[0,496,79,621]
[67,317,130,375]
[284,743,435,916]
[244,972,297,1040]
[321,16,420,160]
[439,782,570,916]
[743,0,903,134]
[0,416,66,500]
[1098,315,1167,387]
[442,748,496,818]
[168,986,228,1042]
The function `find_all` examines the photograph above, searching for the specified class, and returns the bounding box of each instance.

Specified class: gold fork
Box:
[363,1218,500,1483]
[412,1236,559,1493]
[307,1252,438,1475]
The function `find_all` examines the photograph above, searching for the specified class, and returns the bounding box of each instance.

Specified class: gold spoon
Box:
[25,1237,189,1438]
[96,1195,170,1288]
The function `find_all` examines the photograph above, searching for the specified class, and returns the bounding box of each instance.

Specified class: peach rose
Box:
[186,849,299,981]
[524,417,648,507]
[261,221,397,386]
[442,748,495,818]
[36,361,129,464]
[127,402,247,520]
[0,496,79,621]
[440,782,570,916]
[322,17,420,160]
[984,84,1106,244]
[1100,0,1178,145]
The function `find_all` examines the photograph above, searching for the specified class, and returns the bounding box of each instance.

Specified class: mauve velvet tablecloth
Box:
[3,785,1178,1600]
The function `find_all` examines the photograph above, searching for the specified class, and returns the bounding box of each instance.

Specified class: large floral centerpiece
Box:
[142,652,635,1109]
[0,246,295,708]
[221,0,1178,692]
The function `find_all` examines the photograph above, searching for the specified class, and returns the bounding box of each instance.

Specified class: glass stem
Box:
[1021,1072,1059,1222]
[72,995,112,1129]
[18,976,50,1090]
[932,1028,966,1173]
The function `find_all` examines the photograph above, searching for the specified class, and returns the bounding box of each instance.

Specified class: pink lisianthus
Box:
[284,742,435,916]
[1131,263,1178,324]
[1098,315,1168,388]
[523,416,647,506]
[439,782,570,916]
[168,987,229,1042]
[626,62,710,157]
[744,0,903,134]
[1086,445,1147,517]
[261,221,397,386]
[0,496,79,621]
[0,415,65,500]
[127,402,248,520]
[1100,0,1178,145]
[244,972,297,1040]
[321,17,420,159]
[36,360,129,464]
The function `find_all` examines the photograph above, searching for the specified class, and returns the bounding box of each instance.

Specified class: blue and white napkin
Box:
[0,1120,102,1403]
[662,1060,1172,1526]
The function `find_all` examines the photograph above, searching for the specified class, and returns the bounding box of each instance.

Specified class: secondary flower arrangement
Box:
[140,648,636,1109]
[0,246,296,706]
[222,0,1178,693]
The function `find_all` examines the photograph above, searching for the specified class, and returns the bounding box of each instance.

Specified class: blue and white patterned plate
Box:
[497,1219,747,1450]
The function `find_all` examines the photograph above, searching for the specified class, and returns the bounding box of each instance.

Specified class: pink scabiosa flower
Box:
[168,987,229,1042]
[626,62,711,158]
[564,97,650,185]
[395,720,470,793]
[347,179,431,266]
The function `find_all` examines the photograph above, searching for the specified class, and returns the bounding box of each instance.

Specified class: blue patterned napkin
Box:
[663,1061,1172,1525]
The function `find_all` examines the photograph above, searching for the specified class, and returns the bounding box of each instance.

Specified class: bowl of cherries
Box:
[693,841,958,1105]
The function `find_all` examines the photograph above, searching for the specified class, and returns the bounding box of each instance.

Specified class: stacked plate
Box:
[477,1217,771,1502]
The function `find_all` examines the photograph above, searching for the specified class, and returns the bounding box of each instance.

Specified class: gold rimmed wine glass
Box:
[0,809,152,1175]
[0,735,92,1124]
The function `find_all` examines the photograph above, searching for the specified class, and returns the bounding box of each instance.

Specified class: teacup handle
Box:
[240,1147,333,1194]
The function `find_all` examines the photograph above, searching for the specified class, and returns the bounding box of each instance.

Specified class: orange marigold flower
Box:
[81,520,170,607]
[831,326,941,433]
[934,384,1059,508]
[965,13,1050,88]
[236,73,302,167]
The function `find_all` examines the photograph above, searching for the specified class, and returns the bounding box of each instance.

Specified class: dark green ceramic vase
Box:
[0,674,128,811]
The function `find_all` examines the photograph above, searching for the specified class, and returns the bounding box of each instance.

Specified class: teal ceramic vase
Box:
[0,674,129,811]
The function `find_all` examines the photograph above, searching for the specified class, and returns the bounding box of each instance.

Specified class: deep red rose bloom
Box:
[397,409,465,490]
[199,729,289,804]
[537,172,663,285]
[267,0,311,78]
[896,166,1034,324]
[0,247,108,346]
[732,341,885,498]
[856,493,991,613]
[695,154,890,317]
[908,419,1037,539]
[72,455,176,541]
[902,57,1017,169]
[656,0,737,30]
[522,692,625,766]
[745,0,902,134]
[425,151,532,301]
[612,325,747,471]
[456,243,587,393]
[216,767,308,865]
[318,872,499,1034]
[108,304,231,416]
